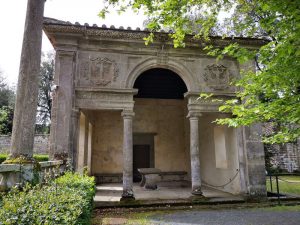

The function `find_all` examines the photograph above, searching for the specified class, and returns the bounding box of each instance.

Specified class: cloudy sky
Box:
[0,0,145,86]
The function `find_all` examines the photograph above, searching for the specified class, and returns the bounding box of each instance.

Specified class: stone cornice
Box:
[43,17,267,48]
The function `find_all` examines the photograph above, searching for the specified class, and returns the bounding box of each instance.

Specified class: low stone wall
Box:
[0,135,49,154]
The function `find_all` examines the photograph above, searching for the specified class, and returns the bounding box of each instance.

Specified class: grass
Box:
[264,204,300,212]
[266,175,300,196]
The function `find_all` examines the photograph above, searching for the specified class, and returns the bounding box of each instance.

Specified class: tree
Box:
[0,70,15,134]
[36,52,54,133]
[100,0,300,144]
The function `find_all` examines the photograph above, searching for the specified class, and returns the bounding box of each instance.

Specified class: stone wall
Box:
[0,135,49,154]
[269,141,300,172]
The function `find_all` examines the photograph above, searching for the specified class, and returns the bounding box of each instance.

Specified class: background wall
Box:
[91,99,189,174]
[0,135,49,154]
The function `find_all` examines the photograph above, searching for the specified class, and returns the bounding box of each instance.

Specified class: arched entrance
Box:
[132,68,189,182]
[133,68,187,99]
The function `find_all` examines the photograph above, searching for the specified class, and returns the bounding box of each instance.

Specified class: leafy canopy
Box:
[100,0,300,144]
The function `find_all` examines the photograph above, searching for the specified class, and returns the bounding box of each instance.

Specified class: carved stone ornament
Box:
[203,64,232,90]
[79,57,119,87]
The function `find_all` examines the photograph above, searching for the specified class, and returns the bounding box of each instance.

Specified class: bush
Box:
[0,172,96,225]
[33,154,49,162]
[0,154,6,164]
[0,154,49,164]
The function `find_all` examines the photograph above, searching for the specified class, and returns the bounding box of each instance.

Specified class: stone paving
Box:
[147,208,300,225]
[94,183,243,203]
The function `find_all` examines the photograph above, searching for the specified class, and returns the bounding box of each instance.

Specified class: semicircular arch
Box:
[125,57,195,91]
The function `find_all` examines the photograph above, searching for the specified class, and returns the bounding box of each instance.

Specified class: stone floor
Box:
[94,182,244,207]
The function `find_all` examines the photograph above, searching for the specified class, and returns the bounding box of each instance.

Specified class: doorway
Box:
[133,133,155,182]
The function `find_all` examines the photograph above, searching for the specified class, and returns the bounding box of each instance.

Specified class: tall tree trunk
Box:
[10,0,45,158]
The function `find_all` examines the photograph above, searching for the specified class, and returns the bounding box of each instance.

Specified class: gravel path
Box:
[148,208,300,225]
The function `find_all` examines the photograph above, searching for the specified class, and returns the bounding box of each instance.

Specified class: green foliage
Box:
[37,52,54,130]
[33,154,49,162]
[0,106,13,135]
[101,0,300,144]
[0,74,15,109]
[0,154,49,164]
[0,72,15,135]
[0,154,6,164]
[0,172,96,225]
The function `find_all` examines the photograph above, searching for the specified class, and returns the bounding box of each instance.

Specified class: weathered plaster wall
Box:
[91,99,189,174]
[91,111,123,173]
[198,113,241,194]
[134,98,189,172]
[91,101,241,194]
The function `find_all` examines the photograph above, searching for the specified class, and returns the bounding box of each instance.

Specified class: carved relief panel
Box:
[203,64,233,90]
[78,57,119,87]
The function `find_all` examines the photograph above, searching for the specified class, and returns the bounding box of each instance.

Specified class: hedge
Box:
[0,154,49,164]
[0,172,96,225]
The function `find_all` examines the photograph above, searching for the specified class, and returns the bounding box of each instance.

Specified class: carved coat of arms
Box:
[203,64,232,90]
[79,57,119,87]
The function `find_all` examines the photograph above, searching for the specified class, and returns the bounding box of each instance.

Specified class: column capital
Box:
[56,49,77,58]
[71,108,80,118]
[187,111,202,119]
[122,110,135,118]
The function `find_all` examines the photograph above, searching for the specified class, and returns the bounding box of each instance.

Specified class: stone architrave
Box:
[188,111,203,195]
[10,0,45,158]
[121,110,135,200]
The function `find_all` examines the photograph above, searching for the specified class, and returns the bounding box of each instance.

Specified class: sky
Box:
[0,0,145,86]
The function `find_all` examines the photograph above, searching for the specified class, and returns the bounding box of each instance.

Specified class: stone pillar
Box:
[70,109,80,170]
[77,112,89,173]
[49,50,76,164]
[87,122,93,175]
[188,111,203,195]
[10,0,45,158]
[121,110,135,200]
[243,124,267,198]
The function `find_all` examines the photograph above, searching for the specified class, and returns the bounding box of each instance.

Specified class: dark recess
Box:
[133,68,187,99]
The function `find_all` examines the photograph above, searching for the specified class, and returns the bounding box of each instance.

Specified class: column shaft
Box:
[121,111,135,199]
[189,114,203,195]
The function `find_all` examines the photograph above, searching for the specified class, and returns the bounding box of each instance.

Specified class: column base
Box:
[121,190,135,201]
[191,187,203,196]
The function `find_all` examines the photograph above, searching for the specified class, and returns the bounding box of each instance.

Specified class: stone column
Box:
[188,111,203,195]
[70,109,80,170]
[243,124,267,198]
[121,110,135,200]
[10,0,45,158]
[49,50,76,164]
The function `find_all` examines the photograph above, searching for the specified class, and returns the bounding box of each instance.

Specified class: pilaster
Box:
[49,50,77,163]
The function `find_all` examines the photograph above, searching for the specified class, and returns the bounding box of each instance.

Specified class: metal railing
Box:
[266,173,300,205]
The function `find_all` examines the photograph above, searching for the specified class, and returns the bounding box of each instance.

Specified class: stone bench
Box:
[159,171,189,187]
[138,168,161,190]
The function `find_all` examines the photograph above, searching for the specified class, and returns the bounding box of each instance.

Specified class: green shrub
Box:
[33,154,49,162]
[0,172,96,225]
[0,154,49,163]
[0,154,6,164]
